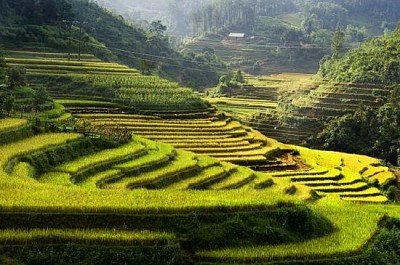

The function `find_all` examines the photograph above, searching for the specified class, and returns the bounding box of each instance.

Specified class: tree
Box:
[331,29,345,58]
[232,70,244,83]
[139,59,152,75]
[34,86,49,112]
[0,46,6,84]
[308,86,400,165]
[7,66,26,89]
[41,0,59,24]
[2,94,15,115]
[149,20,167,37]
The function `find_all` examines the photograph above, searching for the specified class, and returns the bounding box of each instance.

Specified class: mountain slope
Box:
[319,25,400,85]
[0,0,221,88]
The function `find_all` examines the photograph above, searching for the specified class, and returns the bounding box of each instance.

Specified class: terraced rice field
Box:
[0,115,397,264]
[214,73,392,145]
[184,37,320,74]
[4,51,140,76]
[73,110,283,164]
[5,51,210,117]
[47,96,393,203]
[1,51,398,264]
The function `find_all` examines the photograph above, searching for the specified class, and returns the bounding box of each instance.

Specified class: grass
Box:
[114,142,174,172]
[0,133,82,171]
[209,165,256,190]
[0,182,309,214]
[0,228,175,246]
[78,169,122,189]
[167,166,226,190]
[104,149,198,190]
[0,119,28,132]
[53,140,145,175]
[370,171,396,185]
[55,99,119,107]
[196,197,387,262]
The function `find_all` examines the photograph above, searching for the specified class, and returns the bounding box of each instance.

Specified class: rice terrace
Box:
[1,0,400,264]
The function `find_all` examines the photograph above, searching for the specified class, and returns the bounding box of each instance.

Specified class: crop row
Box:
[55,99,120,108]
[7,63,139,74]
[270,145,392,202]
[5,58,132,69]
[5,50,99,60]
[76,74,179,89]
[0,119,28,133]
[27,69,138,76]
[106,149,199,190]
[0,228,175,246]
[88,119,229,128]
[41,140,146,184]
[0,133,82,172]
[209,165,257,190]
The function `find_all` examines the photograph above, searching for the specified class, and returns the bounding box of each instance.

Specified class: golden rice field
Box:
[0,51,399,264]
[0,117,397,264]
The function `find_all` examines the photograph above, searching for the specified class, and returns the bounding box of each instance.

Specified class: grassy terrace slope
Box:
[72,110,282,164]
[5,51,210,117]
[184,36,320,74]
[0,117,398,264]
[216,73,391,145]
[58,99,394,203]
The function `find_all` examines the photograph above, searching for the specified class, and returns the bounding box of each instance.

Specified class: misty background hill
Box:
[95,0,400,74]
[95,0,400,38]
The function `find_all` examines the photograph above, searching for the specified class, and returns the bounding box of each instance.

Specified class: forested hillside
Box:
[101,0,400,39]
[179,0,400,74]
[0,0,222,88]
[308,25,400,165]
[319,26,400,85]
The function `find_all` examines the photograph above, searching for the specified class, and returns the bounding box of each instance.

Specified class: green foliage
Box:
[308,86,400,165]
[2,94,14,115]
[319,27,400,84]
[186,205,333,251]
[0,245,184,265]
[231,70,244,84]
[331,29,345,58]
[0,46,6,84]
[33,86,49,111]
[7,66,26,89]
[75,119,132,146]
[0,119,32,145]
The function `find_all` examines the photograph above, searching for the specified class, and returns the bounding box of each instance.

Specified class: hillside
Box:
[1,2,400,264]
[0,0,222,88]
[0,46,399,264]
[0,105,397,264]
[216,26,400,166]
[179,0,400,75]
[319,25,400,85]
[3,50,210,116]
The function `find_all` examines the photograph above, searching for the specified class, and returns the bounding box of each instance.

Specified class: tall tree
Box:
[0,46,6,84]
[331,29,345,58]
[7,66,26,89]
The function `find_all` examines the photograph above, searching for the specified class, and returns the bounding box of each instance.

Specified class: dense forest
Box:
[0,0,223,88]
[319,27,400,84]
[309,26,400,166]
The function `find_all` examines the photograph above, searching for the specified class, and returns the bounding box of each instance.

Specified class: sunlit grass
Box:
[54,140,145,175]
[0,228,175,246]
[0,133,82,171]
[0,119,28,132]
[196,197,397,262]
